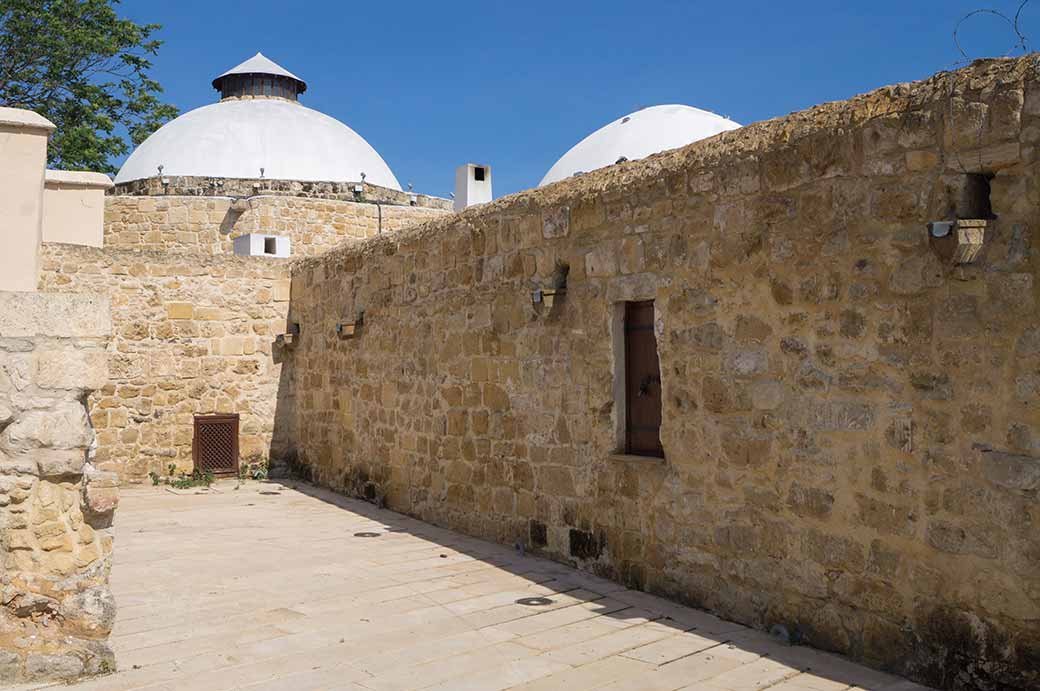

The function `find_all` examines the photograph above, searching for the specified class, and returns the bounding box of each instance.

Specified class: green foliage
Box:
[150,463,214,490]
[0,0,178,173]
[238,460,269,482]
[169,469,214,490]
[250,461,269,481]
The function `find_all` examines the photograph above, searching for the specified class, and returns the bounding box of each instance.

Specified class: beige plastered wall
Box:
[0,108,54,292]
[42,170,114,248]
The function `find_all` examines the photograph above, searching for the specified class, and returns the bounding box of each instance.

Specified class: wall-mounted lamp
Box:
[928,219,987,264]
[531,288,566,309]
[336,311,364,338]
[531,260,570,310]
[275,323,299,349]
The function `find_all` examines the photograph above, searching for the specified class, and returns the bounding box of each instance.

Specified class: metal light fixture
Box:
[928,219,987,264]
[531,288,565,309]
[336,311,365,338]
[531,260,570,310]
[275,322,301,349]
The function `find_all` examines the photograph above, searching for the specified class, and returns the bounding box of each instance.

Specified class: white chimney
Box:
[453,163,492,212]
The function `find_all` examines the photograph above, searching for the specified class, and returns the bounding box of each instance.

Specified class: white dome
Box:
[539,104,740,187]
[115,99,401,189]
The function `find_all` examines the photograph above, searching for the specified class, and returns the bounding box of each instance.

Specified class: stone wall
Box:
[39,244,292,481]
[103,194,450,257]
[0,292,118,683]
[111,176,453,210]
[286,57,1040,690]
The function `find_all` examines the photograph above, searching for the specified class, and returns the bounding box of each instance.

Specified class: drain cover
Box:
[515,597,554,607]
[354,531,381,538]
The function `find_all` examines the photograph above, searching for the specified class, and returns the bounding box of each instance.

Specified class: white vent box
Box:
[454,163,493,212]
[233,234,291,258]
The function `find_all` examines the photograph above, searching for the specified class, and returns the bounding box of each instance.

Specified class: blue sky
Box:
[121,0,1035,198]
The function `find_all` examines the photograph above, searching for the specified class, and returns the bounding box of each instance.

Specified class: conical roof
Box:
[212,52,306,93]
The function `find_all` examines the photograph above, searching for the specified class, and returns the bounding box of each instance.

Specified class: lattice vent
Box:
[193,415,239,474]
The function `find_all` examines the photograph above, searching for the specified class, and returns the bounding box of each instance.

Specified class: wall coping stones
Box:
[0,107,55,133]
[45,170,114,190]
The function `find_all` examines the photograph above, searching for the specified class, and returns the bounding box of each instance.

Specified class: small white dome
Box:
[539,104,740,187]
[115,100,401,189]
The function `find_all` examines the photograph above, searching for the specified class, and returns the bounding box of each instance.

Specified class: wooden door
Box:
[625,301,663,457]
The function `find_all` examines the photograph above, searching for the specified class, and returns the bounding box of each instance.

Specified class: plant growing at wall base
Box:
[168,470,213,489]
[0,0,178,173]
[150,465,214,489]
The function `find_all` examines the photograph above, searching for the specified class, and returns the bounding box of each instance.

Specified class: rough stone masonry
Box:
[287,57,1040,690]
[0,292,118,683]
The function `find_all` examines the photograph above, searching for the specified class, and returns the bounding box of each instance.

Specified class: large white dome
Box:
[115,99,401,189]
[115,54,400,190]
[539,104,740,187]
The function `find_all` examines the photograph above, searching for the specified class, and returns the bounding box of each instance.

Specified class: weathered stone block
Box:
[165,302,194,320]
[59,586,117,638]
[542,206,569,238]
[888,253,943,295]
[1,403,92,452]
[83,468,119,516]
[925,520,998,559]
[34,350,108,391]
[981,449,1040,492]
[584,245,618,277]
[35,449,87,478]
[787,483,835,519]
[0,293,110,339]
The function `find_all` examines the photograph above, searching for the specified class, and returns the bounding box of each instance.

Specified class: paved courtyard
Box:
[26,482,932,691]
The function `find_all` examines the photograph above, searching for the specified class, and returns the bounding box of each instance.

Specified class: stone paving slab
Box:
[19,481,936,691]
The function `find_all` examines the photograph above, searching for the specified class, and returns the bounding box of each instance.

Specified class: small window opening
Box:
[473,166,486,182]
[264,237,277,255]
[963,173,995,220]
[622,301,663,458]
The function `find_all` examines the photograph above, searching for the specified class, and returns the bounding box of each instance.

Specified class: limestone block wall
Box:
[111,176,454,210]
[0,292,118,683]
[286,57,1040,690]
[39,244,292,481]
[103,195,451,256]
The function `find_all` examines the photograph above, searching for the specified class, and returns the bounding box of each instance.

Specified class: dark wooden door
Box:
[192,414,240,475]
[625,301,663,457]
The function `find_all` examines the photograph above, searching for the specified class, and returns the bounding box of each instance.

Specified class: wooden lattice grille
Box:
[192,414,239,475]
